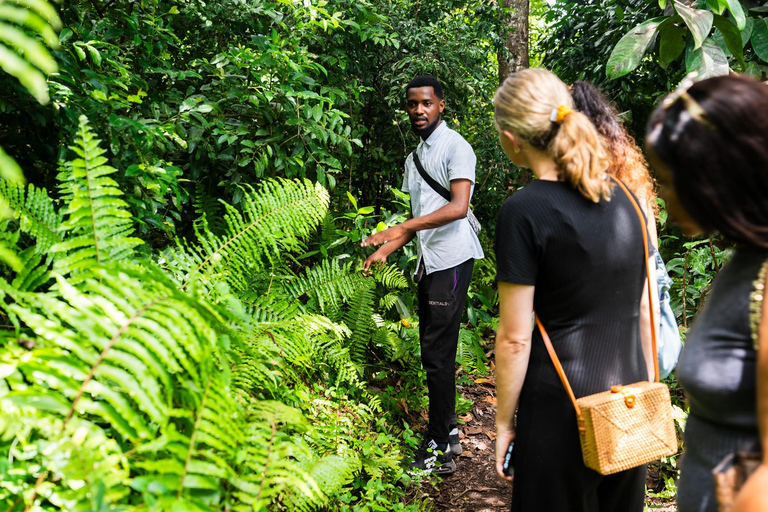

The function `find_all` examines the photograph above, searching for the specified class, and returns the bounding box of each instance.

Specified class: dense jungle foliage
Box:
[1,0,761,508]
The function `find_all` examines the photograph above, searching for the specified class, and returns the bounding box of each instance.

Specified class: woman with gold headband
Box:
[492,68,652,511]
[647,74,768,512]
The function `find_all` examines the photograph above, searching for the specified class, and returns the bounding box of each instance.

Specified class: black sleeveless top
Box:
[676,246,767,512]
[495,179,648,397]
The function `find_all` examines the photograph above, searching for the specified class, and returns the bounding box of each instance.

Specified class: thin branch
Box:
[22,470,48,512]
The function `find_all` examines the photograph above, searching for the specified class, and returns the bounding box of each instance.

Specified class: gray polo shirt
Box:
[402,121,484,275]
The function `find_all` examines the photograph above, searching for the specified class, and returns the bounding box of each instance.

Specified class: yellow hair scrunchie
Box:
[549,105,573,125]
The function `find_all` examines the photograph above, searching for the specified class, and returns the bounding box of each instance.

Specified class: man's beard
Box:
[411,116,441,140]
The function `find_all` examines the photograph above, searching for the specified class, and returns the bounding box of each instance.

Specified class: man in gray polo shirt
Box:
[361,75,484,475]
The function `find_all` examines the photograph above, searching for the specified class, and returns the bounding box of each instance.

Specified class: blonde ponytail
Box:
[493,68,612,202]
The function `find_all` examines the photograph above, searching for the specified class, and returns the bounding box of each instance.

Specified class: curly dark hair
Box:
[406,75,443,99]
[646,74,768,248]
[571,81,657,213]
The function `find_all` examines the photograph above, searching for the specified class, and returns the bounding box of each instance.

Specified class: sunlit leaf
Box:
[606,17,667,79]
[674,1,713,50]
[713,15,745,68]
[685,38,729,78]
[724,0,746,29]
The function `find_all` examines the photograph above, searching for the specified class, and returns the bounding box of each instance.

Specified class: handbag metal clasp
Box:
[611,385,637,408]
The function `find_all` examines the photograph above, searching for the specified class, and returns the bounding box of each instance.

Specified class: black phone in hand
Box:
[502,441,515,476]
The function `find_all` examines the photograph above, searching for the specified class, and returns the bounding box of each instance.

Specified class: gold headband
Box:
[550,105,573,125]
[662,72,715,130]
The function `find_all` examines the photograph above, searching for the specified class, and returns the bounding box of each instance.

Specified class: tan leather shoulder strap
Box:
[614,178,659,382]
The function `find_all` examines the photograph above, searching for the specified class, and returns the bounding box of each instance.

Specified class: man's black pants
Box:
[418,258,474,443]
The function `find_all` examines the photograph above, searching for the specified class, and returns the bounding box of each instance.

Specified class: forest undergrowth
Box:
[0,0,739,509]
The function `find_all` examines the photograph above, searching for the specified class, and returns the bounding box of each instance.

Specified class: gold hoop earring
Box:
[513,146,520,154]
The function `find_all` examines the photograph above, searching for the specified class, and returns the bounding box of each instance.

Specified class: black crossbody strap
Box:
[412,151,451,202]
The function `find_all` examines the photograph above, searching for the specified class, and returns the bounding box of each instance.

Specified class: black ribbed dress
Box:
[495,180,649,512]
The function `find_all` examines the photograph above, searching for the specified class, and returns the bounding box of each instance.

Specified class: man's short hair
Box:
[406,75,443,99]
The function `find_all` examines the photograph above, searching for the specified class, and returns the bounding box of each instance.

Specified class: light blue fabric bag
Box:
[655,250,682,379]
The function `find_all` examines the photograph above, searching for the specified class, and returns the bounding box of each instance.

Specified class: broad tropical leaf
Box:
[659,23,687,68]
[674,1,714,50]
[606,17,667,79]
[752,18,768,62]
[725,0,747,29]
[686,38,729,78]
[713,14,745,68]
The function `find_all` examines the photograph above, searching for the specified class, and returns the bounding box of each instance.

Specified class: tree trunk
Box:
[498,0,530,85]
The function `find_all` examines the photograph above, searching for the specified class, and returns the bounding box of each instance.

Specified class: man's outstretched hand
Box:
[361,225,413,276]
[360,224,407,248]
[362,247,388,276]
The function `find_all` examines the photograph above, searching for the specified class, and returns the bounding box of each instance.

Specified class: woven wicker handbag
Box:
[535,179,678,475]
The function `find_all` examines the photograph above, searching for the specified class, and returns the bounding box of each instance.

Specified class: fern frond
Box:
[175,179,328,294]
[51,116,143,280]
[456,328,488,374]
[0,179,62,252]
[284,258,365,315]
[240,289,301,322]
[342,280,377,365]
[192,182,226,235]
[0,0,61,105]
[372,263,408,289]
[6,265,218,439]
[232,400,323,510]
[288,453,361,511]
[0,222,22,272]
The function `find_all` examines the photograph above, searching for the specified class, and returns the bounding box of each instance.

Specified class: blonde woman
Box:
[492,68,653,512]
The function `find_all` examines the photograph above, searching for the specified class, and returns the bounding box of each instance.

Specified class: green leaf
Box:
[346,191,358,211]
[0,146,24,182]
[744,60,768,77]
[750,4,768,12]
[713,15,745,68]
[660,0,668,10]
[674,1,714,50]
[0,5,59,48]
[724,0,747,29]
[741,17,754,46]
[706,0,727,15]
[659,23,687,68]
[0,44,49,103]
[1,22,59,73]
[86,44,102,66]
[12,0,62,31]
[685,38,729,78]
[752,18,768,62]
[606,17,667,79]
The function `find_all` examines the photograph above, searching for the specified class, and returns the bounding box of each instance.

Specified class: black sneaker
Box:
[409,438,456,475]
[448,427,462,456]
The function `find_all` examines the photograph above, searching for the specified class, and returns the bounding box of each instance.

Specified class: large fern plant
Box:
[0,117,421,511]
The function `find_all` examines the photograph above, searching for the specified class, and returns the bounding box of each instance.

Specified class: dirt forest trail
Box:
[416,369,678,511]
[425,374,511,511]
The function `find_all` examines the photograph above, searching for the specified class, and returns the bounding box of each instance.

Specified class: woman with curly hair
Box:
[571,82,681,379]
[570,81,657,242]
